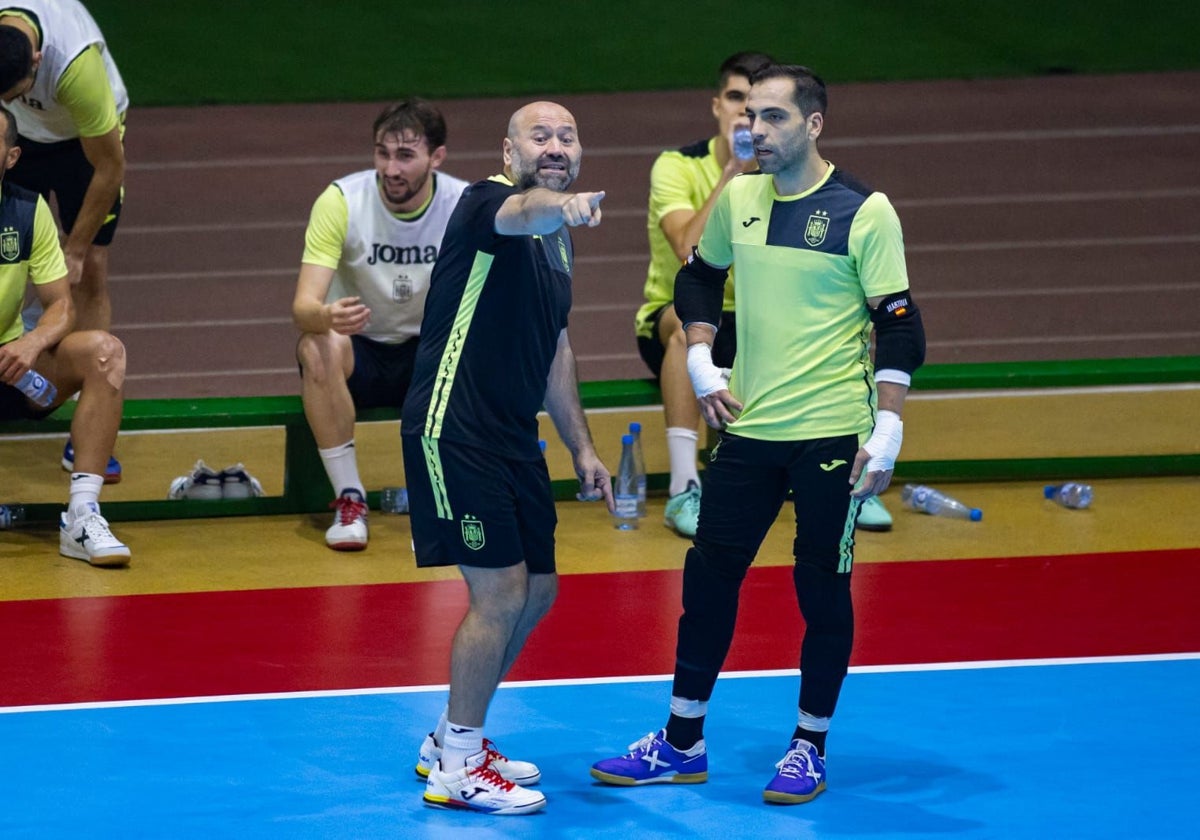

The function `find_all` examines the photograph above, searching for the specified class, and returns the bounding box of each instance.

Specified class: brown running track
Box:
[106,72,1200,399]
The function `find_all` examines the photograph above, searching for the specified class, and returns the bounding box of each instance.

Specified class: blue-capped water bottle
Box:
[628,421,647,517]
[733,125,754,161]
[900,484,982,522]
[612,434,639,530]
[1044,482,1093,509]
[16,369,57,407]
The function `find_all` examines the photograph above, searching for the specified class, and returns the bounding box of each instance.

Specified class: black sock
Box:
[665,714,705,750]
[792,726,827,756]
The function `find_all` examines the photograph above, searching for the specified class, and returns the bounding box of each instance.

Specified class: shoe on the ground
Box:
[763,738,827,804]
[59,505,131,567]
[423,755,546,815]
[664,480,701,538]
[326,489,368,550]
[856,495,893,532]
[590,729,708,785]
[61,439,122,485]
[220,463,264,499]
[167,460,224,500]
[416,733,541,785]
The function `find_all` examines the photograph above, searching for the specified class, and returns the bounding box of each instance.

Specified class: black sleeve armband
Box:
[870,290,926,374]
[674,248,729,329]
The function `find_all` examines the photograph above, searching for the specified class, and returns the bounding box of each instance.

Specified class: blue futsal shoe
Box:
[590,729,708,785]
[763,738,827,804]
[62,438,122,484]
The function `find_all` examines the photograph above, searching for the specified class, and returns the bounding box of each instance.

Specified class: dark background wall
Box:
[90,0,1200,106]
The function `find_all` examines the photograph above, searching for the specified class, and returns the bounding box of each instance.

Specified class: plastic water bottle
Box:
[16,369,56,407]
[1045,482,1093,509]
[628,421,647,517]
[732,126,754,161]
[612,434,639,530]
[0,504,26,529]
[900,484,982,522]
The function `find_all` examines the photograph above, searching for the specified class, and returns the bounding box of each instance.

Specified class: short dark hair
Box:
[717,51,775,90]
[750,63,828,118]
[0,104,15,147]
[373,98,447,152]
[0,26,33,95]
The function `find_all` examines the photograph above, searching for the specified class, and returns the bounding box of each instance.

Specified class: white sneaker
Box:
[416,733,541,785]
[59,507,131,567]
[326,489,368,551]
[220,463,264,499]
[423,756,546,815]
[167,460,223,500]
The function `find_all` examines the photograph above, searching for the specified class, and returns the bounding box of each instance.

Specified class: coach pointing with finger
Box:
[401,101,611,815]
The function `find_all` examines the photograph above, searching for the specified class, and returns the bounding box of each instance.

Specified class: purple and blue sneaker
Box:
[590,729,708,785]
[763,738,826,804]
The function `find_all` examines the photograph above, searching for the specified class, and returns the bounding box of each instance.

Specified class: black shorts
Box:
[346,334,419,409]
[636,306,737,379]
[297,334,420,410]
[402,434,557,572]
[10,133,123,246]
[0,383,56,420]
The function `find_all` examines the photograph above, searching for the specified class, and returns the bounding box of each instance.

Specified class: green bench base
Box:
[4,357,1197,524]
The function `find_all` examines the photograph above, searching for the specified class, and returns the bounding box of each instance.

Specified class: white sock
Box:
[666,427,700,496]
[68,473,104,520]
[319,441,364,498]
[440,722,484,773]
[433,706,449,746]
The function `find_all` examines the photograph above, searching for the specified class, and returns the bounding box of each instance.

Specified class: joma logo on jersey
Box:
[0,227,19,261]
[367,243,438,266]
[461,515,485,550]
[804,210,829,247]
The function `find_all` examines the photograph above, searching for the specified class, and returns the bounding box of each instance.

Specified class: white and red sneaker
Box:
[325,489,368,551]
[416,733,541,785]
[423,754,546,815]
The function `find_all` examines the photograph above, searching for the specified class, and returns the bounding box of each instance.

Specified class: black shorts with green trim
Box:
[402,434,557,573]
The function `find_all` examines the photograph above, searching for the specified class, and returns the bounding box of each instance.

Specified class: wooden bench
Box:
[4,356,1197,524]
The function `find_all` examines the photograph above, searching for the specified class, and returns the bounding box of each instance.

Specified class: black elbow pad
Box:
[675,248,729,329]
[871,291,926,374]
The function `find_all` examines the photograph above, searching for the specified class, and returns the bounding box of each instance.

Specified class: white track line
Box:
[3,651,1195,715]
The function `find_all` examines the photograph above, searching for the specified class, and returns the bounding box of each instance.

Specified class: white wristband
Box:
[874,368,911,387]
[864,409,903,472]
[686,343,731,398]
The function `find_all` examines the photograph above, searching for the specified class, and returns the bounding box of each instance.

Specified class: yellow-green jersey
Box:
[698,163,910,441]
[0,181,67,343]
[635,138,736,340]
[2,0,127,142]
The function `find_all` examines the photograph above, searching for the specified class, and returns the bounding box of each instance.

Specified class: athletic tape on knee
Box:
[97,337,127,390]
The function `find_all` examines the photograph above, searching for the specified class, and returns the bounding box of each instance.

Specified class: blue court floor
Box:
[2,656,1196,839]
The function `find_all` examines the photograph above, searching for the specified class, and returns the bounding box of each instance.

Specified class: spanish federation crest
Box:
[804,210,829,248]
[461,514,485,550]
[0,227,19,262]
